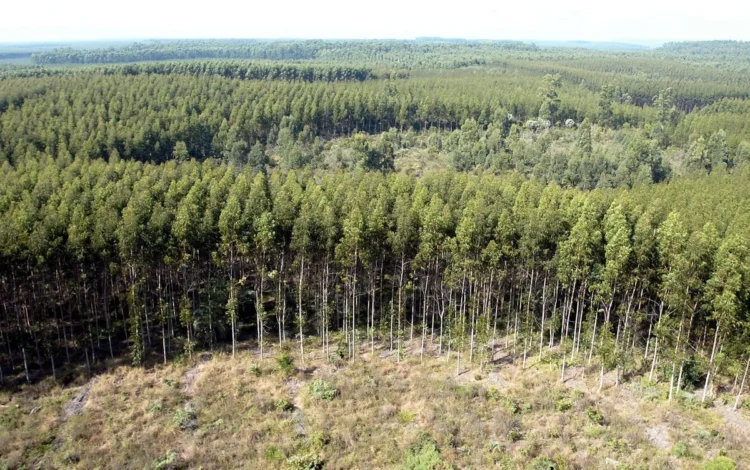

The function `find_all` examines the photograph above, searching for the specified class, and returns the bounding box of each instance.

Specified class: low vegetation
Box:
[1,339,748,469]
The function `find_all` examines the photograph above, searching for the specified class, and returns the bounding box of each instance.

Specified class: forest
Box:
[1,38,750,469]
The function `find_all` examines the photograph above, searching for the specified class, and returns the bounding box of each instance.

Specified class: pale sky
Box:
[2,0,749,43]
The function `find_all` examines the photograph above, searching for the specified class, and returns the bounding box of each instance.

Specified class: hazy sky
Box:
[3,0,749,43]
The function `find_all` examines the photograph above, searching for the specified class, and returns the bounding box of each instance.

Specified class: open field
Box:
[2,338,748,469]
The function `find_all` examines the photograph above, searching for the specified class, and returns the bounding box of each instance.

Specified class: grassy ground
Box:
[1,337,748,469]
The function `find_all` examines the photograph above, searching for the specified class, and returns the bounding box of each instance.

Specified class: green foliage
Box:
[285,452,324,470]
[172,406,197,429]
[529,456,559,470]
[249,363,262,377]
[507,427,524,442]
[403,433,449,470]
[585,406,604,425]
[487,387,521,414]
[555,397,573,412]
[265,446,284,462]
[672,441,690,458]
[276,352,295,376]
[703,456,736,470]
[2,39,750,439]
[147,401,164,413]
[397,410,415,424]
[307,380,337,401]
[275,399,295,412]
[151,451,177,470]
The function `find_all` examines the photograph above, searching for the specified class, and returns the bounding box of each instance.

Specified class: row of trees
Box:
[2,68,725,166]
[1,156,749,408]
[0,61,386,83]
[0,71,608,165]
[657,41,750,61]
[29,39,538,67]
[512,56,750,111]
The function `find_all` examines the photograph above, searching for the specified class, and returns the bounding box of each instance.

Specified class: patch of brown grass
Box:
[2,341,749,469]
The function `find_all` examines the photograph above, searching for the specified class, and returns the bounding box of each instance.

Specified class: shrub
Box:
[403,433,450,470]
[172,405,197,430]
[555,397,572,412]
[308,430,330,449]
[530,456,558,470]
[631,379,665,401]
[264,445,284,462]
[147,401,164,413]
[486,388,521,414]
[276,399,295,412]
[308,380,337,401]
[507,427,523,442]
[152,450,177,470]
[586,406,604,425]
[606,436,627,452]
[277,352,295,376]
[398,410,415,424]
[336,343,347,360]
[456,385,479,400]
[286,451,324,470]
[249,363,262,376]
[672,441,690,458]
[704,456,736,470]
[697,428,719,440]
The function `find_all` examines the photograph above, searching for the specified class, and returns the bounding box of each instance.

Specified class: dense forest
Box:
[1,39,749,413]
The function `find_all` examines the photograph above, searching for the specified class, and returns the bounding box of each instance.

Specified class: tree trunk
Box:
[22,347,30,383]
[299,257,305,364]
[539,274,547,361]
[734,354,750,410]
[702,323,721,403]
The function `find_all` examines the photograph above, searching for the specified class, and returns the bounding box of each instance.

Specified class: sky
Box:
[3,0,750,44]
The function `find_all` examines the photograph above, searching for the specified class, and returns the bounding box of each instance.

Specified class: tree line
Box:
[1,156,749,408]
[29,39,538,68]
[0,61,388,83]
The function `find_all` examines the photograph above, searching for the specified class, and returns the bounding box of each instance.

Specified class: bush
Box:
[672,441,690,458]
[336,343,347,360]
[697,428,720,440]
[308,380,337,401]
[555,397,572,412]
[398,410,415,424]
[264,445,284,462]
[249,363,262,376]
[152,450,177,470]
[586,406,604,425]
[507,427,523,442]
[277,352,295,376]
[487,388,521,414]
[276,399,295,412]
[286,452,324,470]
[172,405,197,430]
[631,379,665,402]
[403,433,449,470]
[529,456,558,470]
[147,401,164,413]
[704,456,736,470]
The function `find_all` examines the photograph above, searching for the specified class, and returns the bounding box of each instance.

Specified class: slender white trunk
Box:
[299,257,305,364]
[702,323,721,403]
[734,354,750,410]
[539,275,547,361]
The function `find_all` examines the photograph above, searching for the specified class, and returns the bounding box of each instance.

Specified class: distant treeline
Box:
[0,61,389,83]
[0,53,32,60]
[657,40,750,61]
[29,39,538,67]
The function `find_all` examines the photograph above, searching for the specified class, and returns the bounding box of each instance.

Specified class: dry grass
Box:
[1,340,749,469]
